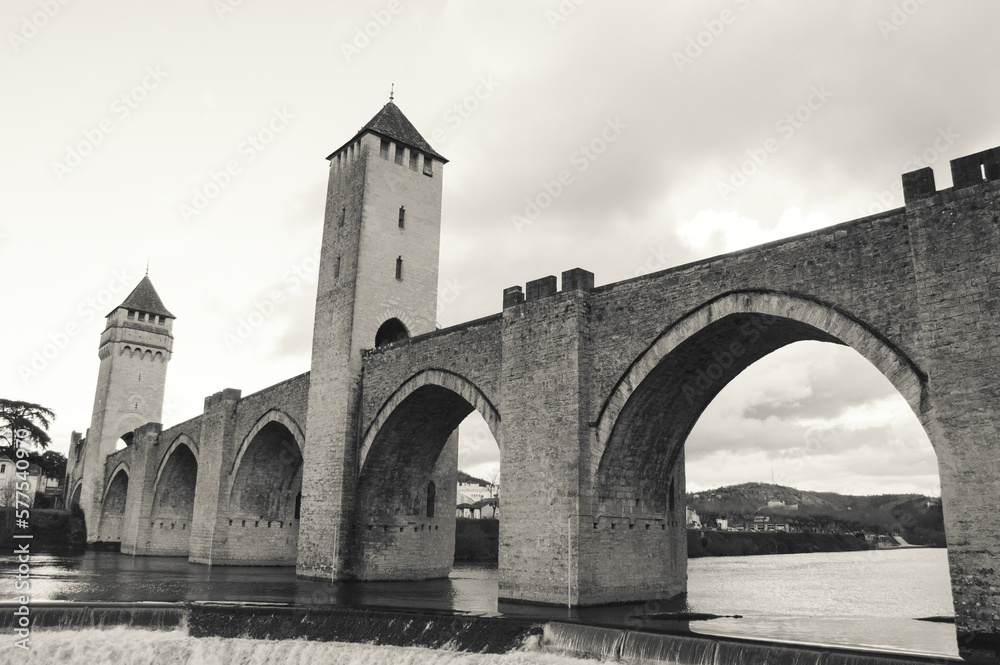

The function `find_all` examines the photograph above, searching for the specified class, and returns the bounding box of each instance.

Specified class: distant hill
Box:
[687,482,945,546]
[457,470,490,486]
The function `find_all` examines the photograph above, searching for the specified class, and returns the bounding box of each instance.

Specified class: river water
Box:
[5,548,957,662]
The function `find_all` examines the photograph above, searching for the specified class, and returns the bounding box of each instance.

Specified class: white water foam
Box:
[9,628,599,665]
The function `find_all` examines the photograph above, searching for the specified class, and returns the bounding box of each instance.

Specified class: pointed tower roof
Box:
[109,275,174,318]
[327,101,448,163]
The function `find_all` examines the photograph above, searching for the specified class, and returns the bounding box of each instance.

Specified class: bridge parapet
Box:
[903,145,1000,204]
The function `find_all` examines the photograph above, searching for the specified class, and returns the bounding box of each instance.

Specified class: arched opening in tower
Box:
[374,318,410,348]
[148,442,198,556]
[595,309,951,654]
[115,432,134,451]
[226,420,303,565]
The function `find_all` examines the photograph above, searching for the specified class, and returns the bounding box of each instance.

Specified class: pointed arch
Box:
[103,463,130,501]
[359,368,501,473]
[152,434,198,502]
[229,408,305,480]
[70,480,83,510]
[593,290,929,483]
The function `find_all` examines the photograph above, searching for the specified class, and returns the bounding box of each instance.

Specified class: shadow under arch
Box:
[359,368,501,473]
[593,290,930,511]
[70,480,83,511]
[148,436,198,556]
[103,462,130,501]
[152,434,199,493]
[350,368,501,580]
[375,317,410,348]
[98,465,130,543]
[223,410,304,565]
[229,408,305,483]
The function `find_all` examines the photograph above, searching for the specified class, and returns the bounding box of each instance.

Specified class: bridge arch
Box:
[153,434,198,491]
[98,465,129,543]
[224,409,304,565]
[69,480,83,511]
[229,409,304,481]
[351,368,501,580]
[148,436,198,555]
[359,368,500,473]
[594,290,930,508]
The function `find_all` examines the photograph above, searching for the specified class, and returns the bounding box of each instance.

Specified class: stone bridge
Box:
[73,373,310,565]
[67,145,1000,655]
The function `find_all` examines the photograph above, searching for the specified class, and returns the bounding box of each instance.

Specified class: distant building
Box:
[686,507,702,529]
[456,492,498,519]
[715,517,728,531]
[863,533,897,548]
[457,483,491,503]
[0,455,60,508]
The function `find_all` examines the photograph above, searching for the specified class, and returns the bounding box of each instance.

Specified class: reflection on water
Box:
[8,548,958,657]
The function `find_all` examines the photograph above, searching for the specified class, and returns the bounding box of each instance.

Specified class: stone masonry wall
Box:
[904,175,1000,643]
[360,315,502,437]
[193,374,310,566]
[499,287,590,605]
[127,417,202,556]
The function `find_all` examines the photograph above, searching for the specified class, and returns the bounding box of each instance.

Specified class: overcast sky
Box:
[4,1,998,497]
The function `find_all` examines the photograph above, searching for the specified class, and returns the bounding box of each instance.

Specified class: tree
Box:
[486,466,500,499]
[36,450,67,481]
[0,399,56,450]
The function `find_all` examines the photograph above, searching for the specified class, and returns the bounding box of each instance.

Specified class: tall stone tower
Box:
[298,100,447,578]
[79,275,174,541]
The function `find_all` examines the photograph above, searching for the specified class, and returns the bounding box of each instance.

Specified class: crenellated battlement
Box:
[503,268,594,309]
[903,145,1000,204]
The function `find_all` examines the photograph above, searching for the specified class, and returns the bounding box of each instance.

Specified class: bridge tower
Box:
[78,275,174,542]
[298,99,449,577]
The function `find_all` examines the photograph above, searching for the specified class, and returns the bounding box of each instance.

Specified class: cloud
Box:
[686,342,937,495]
[677,207,833,257]
[457,413,499,481]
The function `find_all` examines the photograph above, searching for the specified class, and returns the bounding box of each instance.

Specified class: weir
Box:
[2,602,983,664]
